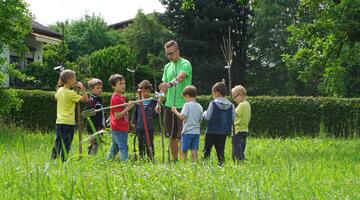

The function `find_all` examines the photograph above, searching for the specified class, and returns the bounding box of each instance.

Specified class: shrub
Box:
[89,45,136,90]
[2,89,359,137]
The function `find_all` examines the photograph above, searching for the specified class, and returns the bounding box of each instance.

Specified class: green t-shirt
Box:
[162,57,192,108]
[234,100,251,133]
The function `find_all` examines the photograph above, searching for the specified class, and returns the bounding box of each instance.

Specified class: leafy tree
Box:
[283,0,360,97]
[160,0,252,94]
[0,0,32,114]
[0,0,32,56]
[50,14,124,62]
[89,45,136,90]
[246,0,315,96]
[121,10,174,88]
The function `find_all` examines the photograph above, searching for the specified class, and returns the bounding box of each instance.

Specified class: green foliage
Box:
[3,89,359,137]
[0,89,22,114]
[22,43,87,90]
[283,0,360,97]
[1,127,360,199]
[0,0,31,114]
[247,0,309,96]
[50,14,123,62]
[42,43,68,69]
[0,0,32,53]
[120,10,173,88]
[22,61,58,90]
[160,0,252,94]
[89,45,136,90]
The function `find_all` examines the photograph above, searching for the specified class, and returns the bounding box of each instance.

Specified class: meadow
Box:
[1,125,359,199]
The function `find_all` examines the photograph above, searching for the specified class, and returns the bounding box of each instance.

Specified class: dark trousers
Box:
[51,124,75,162]
[232,132,248,161]
[137,129,155,159]
[87,130,103,155]
[203,134,227,165]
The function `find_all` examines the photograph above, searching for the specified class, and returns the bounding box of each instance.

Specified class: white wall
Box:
[25,34,44,63]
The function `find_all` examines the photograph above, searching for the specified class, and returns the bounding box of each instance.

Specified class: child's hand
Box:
[155,104,161,114]
[75,82,84,90]
[127,101,135,109]
[57,79,63,87]
[171,106,177,113]
[130,123,136,130]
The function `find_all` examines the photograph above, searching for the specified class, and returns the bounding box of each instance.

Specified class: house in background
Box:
[108,12,162,31]
[108,18,134,30]
[1,21,62,87]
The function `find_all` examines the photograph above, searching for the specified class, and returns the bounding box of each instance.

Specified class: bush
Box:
[22,61,58,90]
[89,45,136,90]
[1,89,359,137]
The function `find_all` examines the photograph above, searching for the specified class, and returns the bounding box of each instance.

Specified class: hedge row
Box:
[2,89,359,137]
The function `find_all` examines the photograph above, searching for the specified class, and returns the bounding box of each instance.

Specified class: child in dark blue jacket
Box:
[203,82,235,166]
[131,80,158,159]
[85,78,105,155]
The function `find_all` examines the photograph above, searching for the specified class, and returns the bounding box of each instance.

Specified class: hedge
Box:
[1,89,359,138]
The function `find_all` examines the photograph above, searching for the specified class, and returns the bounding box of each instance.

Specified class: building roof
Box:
[31,21,63,39]
[108,19,134,30]
[108,12,163,30]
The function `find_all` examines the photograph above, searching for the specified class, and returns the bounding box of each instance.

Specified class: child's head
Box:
[109,74,126,94]
[138,80,153,98]
[59,69,76,87]
[88,78,103,96]
[231,85,247,103]
[211,82,227,99]
[182,85,197,102]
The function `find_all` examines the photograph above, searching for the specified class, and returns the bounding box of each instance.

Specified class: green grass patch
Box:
[1,125,360,199]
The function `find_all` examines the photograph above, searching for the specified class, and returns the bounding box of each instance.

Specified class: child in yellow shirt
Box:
[231,85,251,162]
[51,69,88,162]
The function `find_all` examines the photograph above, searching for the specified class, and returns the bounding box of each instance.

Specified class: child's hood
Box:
[214,97,233,110]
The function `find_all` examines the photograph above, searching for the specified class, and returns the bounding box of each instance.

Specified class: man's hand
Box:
[158,82,171,91]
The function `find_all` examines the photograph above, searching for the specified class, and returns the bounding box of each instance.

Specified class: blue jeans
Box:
[232,132,248,161]
[107,130,128,161]
[181,134,200,151]
[51,124,75,162]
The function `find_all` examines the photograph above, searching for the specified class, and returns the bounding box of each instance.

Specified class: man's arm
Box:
[158,72,187,91]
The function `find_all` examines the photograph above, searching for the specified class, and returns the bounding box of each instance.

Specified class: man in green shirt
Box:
[158,40,192,161]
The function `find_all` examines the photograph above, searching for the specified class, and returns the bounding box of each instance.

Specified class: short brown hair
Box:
[183,85,197,98]
[88,78,103,88]
[108,74,125,86]
[164,40,179,49]
[59,69,75,84]
[138,80,153,90]
[212,82,227,96]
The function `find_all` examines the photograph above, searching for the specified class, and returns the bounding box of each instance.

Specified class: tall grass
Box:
[0,125,359,199]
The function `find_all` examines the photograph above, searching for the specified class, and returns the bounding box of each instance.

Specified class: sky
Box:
[24,0,166,26]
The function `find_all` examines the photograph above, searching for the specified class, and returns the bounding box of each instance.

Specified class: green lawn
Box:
[1,125,359,199]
